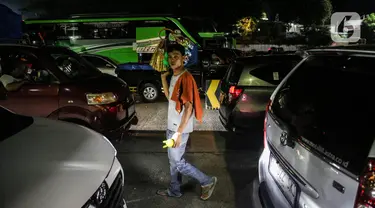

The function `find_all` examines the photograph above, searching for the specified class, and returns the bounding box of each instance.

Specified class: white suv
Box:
[254,47,375,208]
[0,107,127,208]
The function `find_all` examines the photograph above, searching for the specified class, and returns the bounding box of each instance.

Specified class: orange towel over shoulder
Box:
[170,71,203,122]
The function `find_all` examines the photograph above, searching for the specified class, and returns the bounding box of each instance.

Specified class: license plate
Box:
[128,105,135,117]
[269,155,298,206]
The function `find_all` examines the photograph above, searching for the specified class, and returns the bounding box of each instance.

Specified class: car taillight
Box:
[108,106,117,113]
[264,100,272,148]
[355,158,375,208]
[228,86,243,102]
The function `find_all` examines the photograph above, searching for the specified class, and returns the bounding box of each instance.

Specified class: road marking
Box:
[206,80,221,109]
[126,196,159,204]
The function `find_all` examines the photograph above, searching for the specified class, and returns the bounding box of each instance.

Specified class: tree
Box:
[261,12,268,20]
[362,13,375,43]
[266,0,332,26]
[364,13,375,28]
[298,0,332,26]
[236,17,258,37]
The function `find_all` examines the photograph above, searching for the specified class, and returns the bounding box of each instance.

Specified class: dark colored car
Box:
[81,53,119,77]
[219,54,303,132]
[254,45,375,208]
[0,44,137,139]
[200,48,241,81]
[115,63,163,102]
[115,63,204,102]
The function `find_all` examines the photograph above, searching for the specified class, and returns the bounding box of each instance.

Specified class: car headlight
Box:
[82,182,109,208]
[86,92,117,105]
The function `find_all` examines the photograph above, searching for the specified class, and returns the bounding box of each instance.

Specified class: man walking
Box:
[157,44,217,200]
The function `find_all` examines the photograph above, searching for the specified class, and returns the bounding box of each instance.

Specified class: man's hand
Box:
[161,71,170,98]
[171,132,182,148]
[161,71,170,79]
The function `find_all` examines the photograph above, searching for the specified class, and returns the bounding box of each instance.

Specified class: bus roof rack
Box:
[69,13,176,18]
[25,13,177,20]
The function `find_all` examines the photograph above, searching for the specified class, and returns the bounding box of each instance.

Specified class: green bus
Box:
[23,14,235,64]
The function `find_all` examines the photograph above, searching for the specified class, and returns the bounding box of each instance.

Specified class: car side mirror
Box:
[0,92,7,100]
[0,85,7,100]
[202,59,210,68]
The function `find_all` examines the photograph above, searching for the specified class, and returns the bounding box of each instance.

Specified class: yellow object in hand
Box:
[162,139,175,148]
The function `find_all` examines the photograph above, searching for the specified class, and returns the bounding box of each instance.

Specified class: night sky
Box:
[0,0,374,22]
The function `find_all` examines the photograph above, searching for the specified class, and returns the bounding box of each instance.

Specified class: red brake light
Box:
[264,100,272,148]
[355,158,375,207]
[229,86,243,102]
[108,106,117,113]
[229,86,235,93]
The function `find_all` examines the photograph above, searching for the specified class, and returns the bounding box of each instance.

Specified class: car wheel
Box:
[141,83,159,102]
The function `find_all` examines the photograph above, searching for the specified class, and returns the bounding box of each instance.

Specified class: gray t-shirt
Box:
[167,71,194,133]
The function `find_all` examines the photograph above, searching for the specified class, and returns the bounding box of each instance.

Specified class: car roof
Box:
[0,44,43,55]
[80,53,107,58]
[234,54,303,66]
[307,45,375,55]
[0,44,68,51]
[0,44,39,49]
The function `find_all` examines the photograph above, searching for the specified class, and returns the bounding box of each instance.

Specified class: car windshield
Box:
[180,17,217,33]
[45,47,102,80]
[0,107,34,142]
[271,55,375,175]
[179,17,217,45]
[107,57,120,65]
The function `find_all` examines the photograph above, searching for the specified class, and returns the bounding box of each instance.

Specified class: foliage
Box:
[364,13,375,28]
[261,12,268,20]
[304,27,331,46]
[361,23,375,43]
[265,0,332,26]
[236,17,258,37]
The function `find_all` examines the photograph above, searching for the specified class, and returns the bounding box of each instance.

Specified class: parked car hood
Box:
[76,73,128,92]
[0,117,116,208]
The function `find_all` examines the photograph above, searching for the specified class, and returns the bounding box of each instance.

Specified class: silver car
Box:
[0,106,127,208]
[253,46,375,208]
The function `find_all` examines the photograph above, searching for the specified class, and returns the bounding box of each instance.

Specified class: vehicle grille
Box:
[100,172,124,208]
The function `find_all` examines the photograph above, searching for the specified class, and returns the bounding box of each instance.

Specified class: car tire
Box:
[141,83,159,102]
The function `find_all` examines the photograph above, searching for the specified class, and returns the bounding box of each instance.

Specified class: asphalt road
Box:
[115,99,264,208]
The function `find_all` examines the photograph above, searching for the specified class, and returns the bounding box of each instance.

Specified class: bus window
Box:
[179,18,217,33]
[24,24,57,44]
[135,20,167,28]
[54,23,83,39]
[81,22,136,39]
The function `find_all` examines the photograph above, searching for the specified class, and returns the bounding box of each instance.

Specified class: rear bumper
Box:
[219,108,233,131]
[219,108,263,133]
[251,177,274,208]
[101,113,138,139]
[257,147,291,208]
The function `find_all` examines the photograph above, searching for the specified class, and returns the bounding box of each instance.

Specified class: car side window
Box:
[83,56,111,68]
[270,55,375,174]
[249,62,297,85]
[225,63,244,84]
[0,51,56,84]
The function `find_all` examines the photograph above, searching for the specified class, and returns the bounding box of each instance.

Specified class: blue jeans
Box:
[166,129,212,196]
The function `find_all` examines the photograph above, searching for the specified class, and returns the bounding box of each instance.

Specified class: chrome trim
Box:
[267,141,320,199]
[297,138,358,180]
[307,48,375,54]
